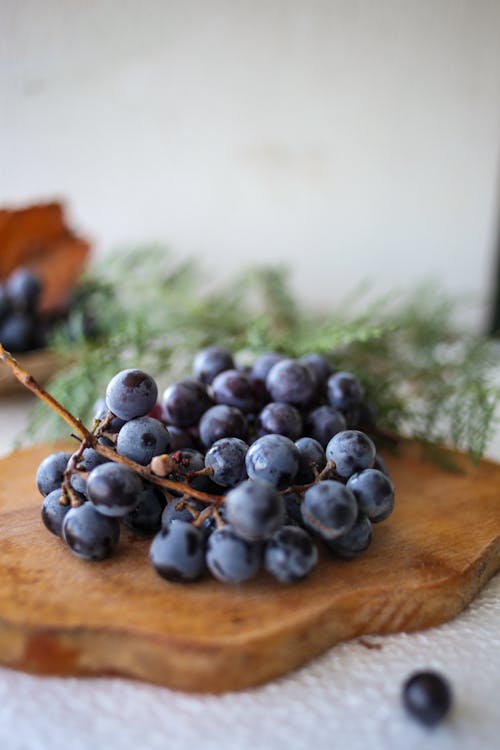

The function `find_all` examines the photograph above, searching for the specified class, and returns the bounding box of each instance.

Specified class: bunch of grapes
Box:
[0,268,46,352]
[36,347,395,584]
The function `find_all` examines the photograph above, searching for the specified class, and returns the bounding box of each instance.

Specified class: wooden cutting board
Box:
[0,441,499,693]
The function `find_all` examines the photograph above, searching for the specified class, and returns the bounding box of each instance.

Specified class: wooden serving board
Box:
[0,442,499,693]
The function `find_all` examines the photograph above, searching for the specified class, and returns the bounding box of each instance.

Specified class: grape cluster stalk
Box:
[0,343,395,584]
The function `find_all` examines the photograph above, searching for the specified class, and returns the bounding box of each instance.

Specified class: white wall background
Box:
[1,0,500,324]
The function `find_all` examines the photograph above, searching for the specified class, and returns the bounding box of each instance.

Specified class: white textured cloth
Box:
[1,396,499,750]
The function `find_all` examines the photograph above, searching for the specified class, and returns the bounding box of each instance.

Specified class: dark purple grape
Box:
[356,399,377,429]
[205,437,248,487]
[116,416,170,465]
[86,462,143,517]
[301,480,357,540]
[6,268,42,312]
[211,369,265,413]
[283,491,304,526]
[326,430,376,479]
[41,489,71,537]
[122,485,166,536]
[62,502,120,560]
[150,521,205,582]
[162,378,212,427]
[199,404,248,448]
[168,448,205,476]
[306,405,346,448]
[206,525,261,583]
[93,398,126,433]
[265,525,318,582]
[225,479,285,541]
[193,346,234,385]
[403,671,452,727]
[327,371,363,412]
[70,448,109,494]
[265,359,316,408]
[105,369,158,421]
[0,312,36,352]
[256,402,303,441]
[294,437,326,483]
[299,353,333,389]
[326,513,372,558]
[161,497,205,527]
[374,454,389,475]
[167,425,197,451]
[245,434,299,489]
[36,451,73,496]
[251,352,284,381]
[0,284,10,319]
[347,468,395,522]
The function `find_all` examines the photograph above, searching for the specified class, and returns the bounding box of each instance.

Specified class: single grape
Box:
[168,448,205,476]
[122,485,166,536]
[346,468,395,522]
[36,451,73,496]
[245,434,299,489]
[86,462,143,517]
[402,671,452,727]
[211,369,265,413]
[150,520,205,582]
[283,491,304,526]
[373,454,389,476]
[165,448,220,494]
[356,399,377,429]
[193,346,235,385]
[251,352,284,382]
[162,378,212,427]
[6,268,42,312]
[206,525,261,583]
[93,398,126,433]
[265,359,316,407]
[327,371,363,412]
[257,402,303,442]
[299,353,333,390]
[167,425,197,451]
[205,437,248,487]
[306,405,346,448]
[0,284,10,319]
[326,513,372,558]
[199,404,248,448]
[116,416,170,465]
[294,437,326,484]
[161,497,205,527]
[62,502,120,560]
[105,369,158,421]
[225,479,285,541]
[0,312,36,352]
[326,430,376,478]
[301,480,357,540]
[265,525,318,583]
[70,448,109,494]
[41,489,71,537]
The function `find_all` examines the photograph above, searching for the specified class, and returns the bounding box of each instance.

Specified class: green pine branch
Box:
[26,246,500,462]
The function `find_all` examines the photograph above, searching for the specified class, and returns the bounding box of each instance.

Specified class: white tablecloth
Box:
[1,395,499,750]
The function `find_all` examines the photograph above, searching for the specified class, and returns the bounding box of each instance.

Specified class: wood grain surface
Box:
[0,441,499,693]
